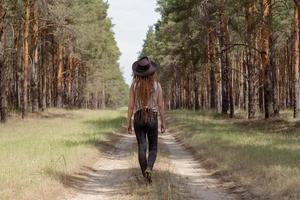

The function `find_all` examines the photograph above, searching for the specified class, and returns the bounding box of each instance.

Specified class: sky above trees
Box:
[107,0,160,85]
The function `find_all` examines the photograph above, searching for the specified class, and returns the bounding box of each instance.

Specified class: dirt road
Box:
[62,133,239,200]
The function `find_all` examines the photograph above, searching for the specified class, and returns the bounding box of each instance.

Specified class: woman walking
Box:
[127,56,166,183]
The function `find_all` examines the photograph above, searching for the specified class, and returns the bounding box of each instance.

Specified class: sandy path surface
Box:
[161,134,239,200]
[62,133,239,200]
[62,134,135,200]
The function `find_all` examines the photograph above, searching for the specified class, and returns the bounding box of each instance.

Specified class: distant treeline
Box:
[0,0,128,122]
[141,0,300,119]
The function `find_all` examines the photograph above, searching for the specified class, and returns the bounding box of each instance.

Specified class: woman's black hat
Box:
[132,56,157,77]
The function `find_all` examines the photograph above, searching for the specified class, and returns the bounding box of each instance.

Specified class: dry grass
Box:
[0,108,126,200]
[167,110,300,200]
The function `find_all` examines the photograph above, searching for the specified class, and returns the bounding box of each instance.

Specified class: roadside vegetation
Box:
[168,110,300,200]
[0,109,126,200]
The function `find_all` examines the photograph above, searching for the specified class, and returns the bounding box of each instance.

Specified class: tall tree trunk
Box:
[271,35,279,116]
[261,0,272,119]
[0,0,7,122]
[67,56,73,106]
[31,0,39,113]
[208,26,217,109]
[0,0,5,38]
[50,36,56,107]
[246,0,258,119]
[229,63,234,118]
[218,0,230,115]
[191,47,200,110]
[225,22,234,118]
[294,2,300,118]
[56,42,64,108]
[194,73,200,110]
[41,30,47,110]
[12,5,21,109]
[242,54,248,111]
[288,36,293,108]
[21,0,30,119]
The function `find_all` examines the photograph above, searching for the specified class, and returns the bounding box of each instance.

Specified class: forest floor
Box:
[2,109,299,200]
[0,108,241,200]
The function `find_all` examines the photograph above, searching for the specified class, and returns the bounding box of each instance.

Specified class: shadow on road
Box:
[45,166,188,199]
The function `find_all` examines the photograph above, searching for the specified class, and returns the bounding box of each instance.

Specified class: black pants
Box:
[133,110,158,173]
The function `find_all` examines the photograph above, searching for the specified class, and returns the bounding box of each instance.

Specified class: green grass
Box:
[168,110,300,200]
[0,108,126,200]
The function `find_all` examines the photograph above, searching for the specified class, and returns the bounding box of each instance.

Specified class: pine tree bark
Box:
[191,47,200,110]
[261,0,272,119]
[294,1,300,118]
[229,62,234,118]
[270,35,279,116]
[208,26,217,109]
[218,0,230,115]
[245,0,258,119]
[226,23,234,118]
[242,52,247,111]
[12,4,21,109]
[0,0,7,122]
[288,36,293,108]
[31,0,39,113]
[0,0,5,38]
[21,0,30,119]
[41,30,47,110]
[67,56,73,106]
[49,35,56,107]
[56,42,64,108]
[194,74,200,110]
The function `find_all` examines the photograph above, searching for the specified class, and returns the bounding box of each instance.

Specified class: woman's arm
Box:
[127,83,135,134]
[157,83,166,133]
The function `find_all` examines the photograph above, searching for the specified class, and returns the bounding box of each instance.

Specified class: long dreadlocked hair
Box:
[134,73,158,122]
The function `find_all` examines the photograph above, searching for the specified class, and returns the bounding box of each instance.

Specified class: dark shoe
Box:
[142,170,147,178]
[145,167,152,184]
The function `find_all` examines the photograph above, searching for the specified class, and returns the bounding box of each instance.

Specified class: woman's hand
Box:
[157,82,166,134]
[127,122,133,134]
[161,123,166,134]
[127,83,135,135]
